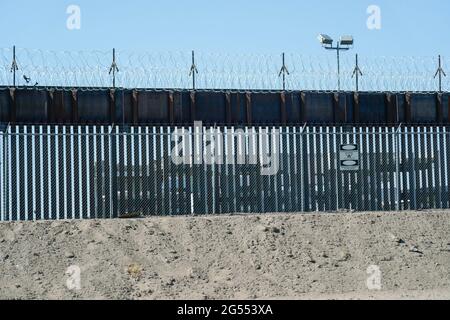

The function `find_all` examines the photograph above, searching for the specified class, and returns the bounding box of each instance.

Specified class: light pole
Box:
[318,34,354,91]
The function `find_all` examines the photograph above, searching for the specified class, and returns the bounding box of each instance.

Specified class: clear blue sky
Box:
[0,0,449,56]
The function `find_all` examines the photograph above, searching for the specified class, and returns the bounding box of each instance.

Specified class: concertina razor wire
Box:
[0,47,448,93]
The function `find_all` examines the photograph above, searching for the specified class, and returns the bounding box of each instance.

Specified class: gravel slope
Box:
[1,211,449,300]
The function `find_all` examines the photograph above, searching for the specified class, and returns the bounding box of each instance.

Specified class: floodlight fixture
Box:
[318,34,333,46]
[317,34,355,91]
[339,35,354,47]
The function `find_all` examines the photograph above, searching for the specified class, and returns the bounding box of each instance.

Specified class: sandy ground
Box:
[0,210,450,300]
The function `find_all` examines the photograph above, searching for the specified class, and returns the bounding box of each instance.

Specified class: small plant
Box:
[127,264,143,279]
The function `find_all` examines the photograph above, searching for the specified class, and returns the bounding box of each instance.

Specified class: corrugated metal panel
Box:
[230,92,247,124]
[78,90,110,123]
[302,92,334,124]
[285,92,301,124]
[395,93,407,124]
[51,90,74,124]
[442,93,449,123]
[410,94,438,124]
[137,91,169,124]
[251,93,281,124]
[0,88,10,123]
[15,89,48,123]
[114,90,133,125]
[344,93,355,124]
[173,91,191,124]
[0,88,449,126]
[194,91,226,125]
[358,93,387,124]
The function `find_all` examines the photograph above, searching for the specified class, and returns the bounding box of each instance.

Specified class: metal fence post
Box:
[394,124,402,211]
[352,53,363,92]
[3,124,11,221]
[108,125,117,218]
[109,48,119,89]
[189,50,198,90]
[279,52,290,91]
[434,55,446,93]
[0,130,3,221]
[10,46,18,88]
[300,123,307,212]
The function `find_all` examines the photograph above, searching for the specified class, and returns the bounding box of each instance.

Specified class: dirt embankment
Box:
[1,211,450,300]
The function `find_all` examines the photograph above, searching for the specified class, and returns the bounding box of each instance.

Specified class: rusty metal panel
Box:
[225,92,232,124]
[409,93,438,124]
[15,89,48,123]
[77,90,110,124]
[245,93,252,125]
[51,90,74,124]
[395,93,407,124]
[1,87,449,126]
[194,91,226,125]
[333,93,346,124]
[353,93,360,124]
[386,93,397,124]
[302,92,334,124]
[0,88,11,123]
[168,92,174,125]
[344,93,355,124]
[172,91,191,125]
[136,91,169,124]
[230,92,246,125]
[442,93,450,123]
[285,92,301,125]
[251,93,281,124]
[358,93,387,124]
[114,89,134,125]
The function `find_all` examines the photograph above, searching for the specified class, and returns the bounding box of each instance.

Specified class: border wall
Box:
[1,125,449,221]
[1,87,449,126]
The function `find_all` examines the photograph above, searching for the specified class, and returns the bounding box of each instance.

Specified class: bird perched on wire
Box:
[23,75,31,83]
